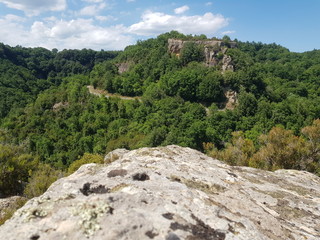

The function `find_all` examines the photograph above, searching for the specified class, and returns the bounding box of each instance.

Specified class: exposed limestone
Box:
[222,55,234,72]
[168,38,236,69]
[87,86,142,102]
[168,39,236,54]
[0,145,319,240]
[168,39,185,55]
[116,62,131,74]
[104,148,130,164]
[224,89,238,110]
[52,102,69,111]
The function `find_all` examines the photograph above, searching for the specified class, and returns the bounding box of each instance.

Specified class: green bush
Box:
[67,153,104,175]
[23,163,62,198]
[0,144,38,197]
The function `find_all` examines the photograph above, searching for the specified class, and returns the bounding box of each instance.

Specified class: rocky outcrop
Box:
[52,102,69,112]
[87,86,142,102]
[224,89,238,110]
[168,39,236,69]
[116,62,131,74]
[0,145,319,240]
[222,55,234,72]
[168,39,185,55]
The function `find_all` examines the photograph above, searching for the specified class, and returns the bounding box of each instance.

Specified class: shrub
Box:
[207,131,255,166]
[0,144,38,197]
[249,127,305,170]
[23,163,62,198]
[67,153,104,175]
[301,119,320,174]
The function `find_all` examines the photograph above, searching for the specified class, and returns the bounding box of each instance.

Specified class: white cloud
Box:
[128,11,229,37]
[82,0,104,2]
[44,16,58,22]
[0,8,230,51]
[174,5,189,14]
[206,2,213,6]
[79,3,106,16]
[221,30,235,35]
[0,16,133,50]
[34,19,133,50]
[95,15,117,22]
[0,0,67,16]
[3,14,25,22]
[127,0,135,2]
[0,15,29,45]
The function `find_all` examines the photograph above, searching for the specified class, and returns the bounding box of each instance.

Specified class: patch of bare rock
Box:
[0,145,319,239]
[168,39,236,70]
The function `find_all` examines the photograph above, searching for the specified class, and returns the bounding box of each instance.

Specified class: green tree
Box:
[180,42,205,65]
[197,71,224,102]
[237,91,258,116]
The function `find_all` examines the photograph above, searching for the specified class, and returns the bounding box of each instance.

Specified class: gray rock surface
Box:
[222,55,234,72]
[168,38,236,69]
[116,62,131,74]
[224,89,238,110]
[0,145,319,240]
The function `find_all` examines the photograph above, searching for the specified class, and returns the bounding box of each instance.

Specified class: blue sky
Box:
[0,0,319,52]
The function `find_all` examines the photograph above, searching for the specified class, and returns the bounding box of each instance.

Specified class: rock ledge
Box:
[0,145,319,240]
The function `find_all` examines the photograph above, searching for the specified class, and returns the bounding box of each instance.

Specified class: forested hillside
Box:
[1,31,320,207]
[0,43,118,119]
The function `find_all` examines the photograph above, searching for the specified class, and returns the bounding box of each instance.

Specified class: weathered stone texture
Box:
[0,145,319,240]
[168,38,236,70]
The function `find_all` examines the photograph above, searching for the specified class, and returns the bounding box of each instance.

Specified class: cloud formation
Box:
[79,3,106,16]
[0,15,132,50]
[128,11,228,36]
[0,15,28,44]
[82,0,104,2]
[0,2,230,51]
[221,30,235,35]
[0,0,67,16]
[174,5,189,14]
[95,15,117,22]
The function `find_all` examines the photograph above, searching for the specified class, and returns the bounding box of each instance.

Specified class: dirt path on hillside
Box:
[87,85,213,115]
[87,86,142,101]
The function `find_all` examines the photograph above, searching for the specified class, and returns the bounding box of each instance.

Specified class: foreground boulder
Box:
[0,145,319,239]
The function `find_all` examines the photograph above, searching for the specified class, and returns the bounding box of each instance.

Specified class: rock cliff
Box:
[168,39,236,70]
[224,89,238,110]
[0,145,319,240]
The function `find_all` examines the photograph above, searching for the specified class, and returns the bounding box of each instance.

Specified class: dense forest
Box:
[1,31,320,219]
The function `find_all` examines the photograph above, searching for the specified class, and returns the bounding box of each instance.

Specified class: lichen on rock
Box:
[73,201,112,237]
